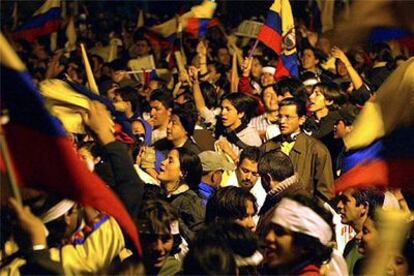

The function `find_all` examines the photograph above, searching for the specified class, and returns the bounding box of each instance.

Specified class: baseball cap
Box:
[198,151,235,172]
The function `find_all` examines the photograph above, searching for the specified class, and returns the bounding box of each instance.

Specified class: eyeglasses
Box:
[278,114,299,121]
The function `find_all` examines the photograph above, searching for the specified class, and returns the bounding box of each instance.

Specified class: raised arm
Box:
[332,46,364,90]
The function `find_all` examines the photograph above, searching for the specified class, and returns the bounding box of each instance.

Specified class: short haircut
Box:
[302,46,327,63]
[136,199,178,235]
[239,146,262,165]
[205,186,257,224]
[278,97,307,117]
[149,89,173,109]
[117,86,140,113]
[258,150,294,182]
[171,103,197,136]
[221,93,258,124]
[176,147,202,189]
[274,77,306,99]
[351,187,385,209]
[312,82,347,110]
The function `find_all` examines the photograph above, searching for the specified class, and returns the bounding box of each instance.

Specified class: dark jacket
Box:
[167,189,205,242]
[260,133,334,201]
[153,137,201,156]
[104,141,145,218]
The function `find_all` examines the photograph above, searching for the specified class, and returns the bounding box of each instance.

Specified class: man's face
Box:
[235,200,256,231]
[167,115,187,142]
[150,100,170,128]
[141,234,174,270]
[263,87,279,112]
[308,86,330,113]
[301,49,319,71]
[221,99,243,130]
[336,189,367,225]
[278,105,304,135]
[236,158,259,191]
[358,217,378,255]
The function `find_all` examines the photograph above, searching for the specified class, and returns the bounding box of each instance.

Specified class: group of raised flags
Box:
[0,32,142,254]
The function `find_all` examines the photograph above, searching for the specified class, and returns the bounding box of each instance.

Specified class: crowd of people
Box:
[1,0,413,275]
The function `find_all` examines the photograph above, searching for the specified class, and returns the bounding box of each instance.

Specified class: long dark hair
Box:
[176,147,202,190]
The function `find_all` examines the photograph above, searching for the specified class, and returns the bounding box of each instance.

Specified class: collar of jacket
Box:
[274,132,307,154]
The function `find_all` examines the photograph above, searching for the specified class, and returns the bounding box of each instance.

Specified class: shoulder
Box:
[238,126,262,146]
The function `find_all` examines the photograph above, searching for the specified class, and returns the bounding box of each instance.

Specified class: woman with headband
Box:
[260,194,348,275]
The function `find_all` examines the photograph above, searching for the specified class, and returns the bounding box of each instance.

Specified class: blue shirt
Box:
[198,182,216,205]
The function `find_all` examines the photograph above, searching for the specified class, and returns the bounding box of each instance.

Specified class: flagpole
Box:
[0,129,22,205]
[248,40,259,59]
[80,43,99,95]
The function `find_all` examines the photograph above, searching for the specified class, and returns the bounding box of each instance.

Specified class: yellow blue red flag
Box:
[257,0,299,79]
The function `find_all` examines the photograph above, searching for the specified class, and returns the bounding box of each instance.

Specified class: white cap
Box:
[262,66,276,75]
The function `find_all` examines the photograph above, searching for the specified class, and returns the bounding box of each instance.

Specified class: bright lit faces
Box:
[158,150,181,188]
[278,105,305,136]
[167,115,187,142]
[236,158,260,191]
[150,100,171,129]
[264,223,297,268]
[263,87,279,112]
[221,99,244,130]
[301,48,319,71]
[308,86,331,113]
[336,189,367,225]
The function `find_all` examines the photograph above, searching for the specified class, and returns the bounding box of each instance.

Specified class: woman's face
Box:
[221,99,243,130]
[263,87,279,112]
[264,223,297,268]
[158,150,181,185]
[386,253,409,276]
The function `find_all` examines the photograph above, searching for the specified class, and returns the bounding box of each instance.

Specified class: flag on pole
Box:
[12,0,62,42]
[0,33,142,255]
[257,0,299,79]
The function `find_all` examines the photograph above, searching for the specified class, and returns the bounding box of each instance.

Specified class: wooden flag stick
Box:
[80,43,99,95]
[248,40,259,59]
[230,53,239,93]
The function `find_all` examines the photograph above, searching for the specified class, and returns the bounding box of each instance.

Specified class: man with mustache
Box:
[225,147,266,215]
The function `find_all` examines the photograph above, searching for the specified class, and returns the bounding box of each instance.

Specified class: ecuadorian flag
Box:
[257,0,299,79]
[0,33,142,254]
[335,58,414,194]
[12,0,62,42]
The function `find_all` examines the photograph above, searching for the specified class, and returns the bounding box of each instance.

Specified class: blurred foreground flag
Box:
[0,33,142,254]
[335,58,414,193]
[12,0,62,42]
[257,0,299,79]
